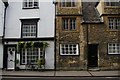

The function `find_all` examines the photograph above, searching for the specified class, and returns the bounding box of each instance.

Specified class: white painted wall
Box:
[5,0,55,38]
[0,43,3,69]
[45,41,54,69]
[0,0,4,37]
[0,0,4,69]
[4,0,55,69]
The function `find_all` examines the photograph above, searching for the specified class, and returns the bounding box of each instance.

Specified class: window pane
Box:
[60,0,77,7]
[62,19,69,30]
[66,1,71,7]
[70,18,76,30]
[34,0,38,7]
[23,0,39,8]
[22,24,36,38]
[21,48,42,64]
[105,0,119,6]
[108,43,120,54]
[61,0,65,7]
[116,18,120,29]
[71,0,77,7]
[108,18,114,29]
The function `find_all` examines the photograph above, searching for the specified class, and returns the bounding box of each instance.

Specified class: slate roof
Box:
[82,2,102,23]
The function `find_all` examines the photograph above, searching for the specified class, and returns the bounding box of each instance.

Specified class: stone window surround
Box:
[62,18,77,31]
[108,17,120,30]
[105,0,120,6]
[60,43,79,55]
[23,0,39,9]
[108,43,120,54]
[60,0,77,7]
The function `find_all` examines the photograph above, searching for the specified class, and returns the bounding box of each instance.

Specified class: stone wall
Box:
[56,16,87,70]
[56,2,120,70]
[104,7,120,14]
[82,16,120,70]
[57,7,82,15]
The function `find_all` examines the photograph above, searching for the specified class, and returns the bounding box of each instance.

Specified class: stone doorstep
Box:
[88,67,100,71]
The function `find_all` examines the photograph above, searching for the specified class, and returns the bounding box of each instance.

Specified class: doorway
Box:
[88,44,98,67]
[7,47,15,70]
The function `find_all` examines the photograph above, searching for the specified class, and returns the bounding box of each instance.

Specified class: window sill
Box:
[104,6,120,8]
[60,54,79,56]
[60,6,78,8]
[61,30,79,32]
[22,7,39,9]
[22,37,37,38]
[58,6,79,9]
[108,53,120,55]
[107,29,120,32]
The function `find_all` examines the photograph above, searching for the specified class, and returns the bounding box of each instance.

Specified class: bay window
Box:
[21,48,44,64]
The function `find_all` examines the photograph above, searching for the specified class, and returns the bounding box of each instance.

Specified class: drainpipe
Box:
[53,0,57,74]
[2,0,8,70]
[2,1,8,41]
[86,24,89,70]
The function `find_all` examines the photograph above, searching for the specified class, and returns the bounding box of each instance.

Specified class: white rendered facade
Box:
[3,0,55,70]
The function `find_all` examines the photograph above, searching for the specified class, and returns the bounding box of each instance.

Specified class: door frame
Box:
[87,44,99,68]
[3,45,16,70]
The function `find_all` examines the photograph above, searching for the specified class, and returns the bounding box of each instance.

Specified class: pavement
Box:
[1,70,120,77]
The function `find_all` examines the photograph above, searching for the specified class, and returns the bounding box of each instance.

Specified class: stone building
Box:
[55,0,120,70]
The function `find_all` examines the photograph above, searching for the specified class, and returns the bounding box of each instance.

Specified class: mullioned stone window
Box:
[105,0,120,6]
[108,17,120,29]
[60,0,77,7]
[62,18,76,31]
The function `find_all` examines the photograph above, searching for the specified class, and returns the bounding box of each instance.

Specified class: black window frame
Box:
[20,19,39,38]
[23,0,39,9]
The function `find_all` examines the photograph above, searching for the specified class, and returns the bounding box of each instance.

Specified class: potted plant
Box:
[41,42,49,51]
[19,42,25,48]
[36,56,45,70]
[16,42,25,53]
[24,41,33,48]
[14,59,20,71]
